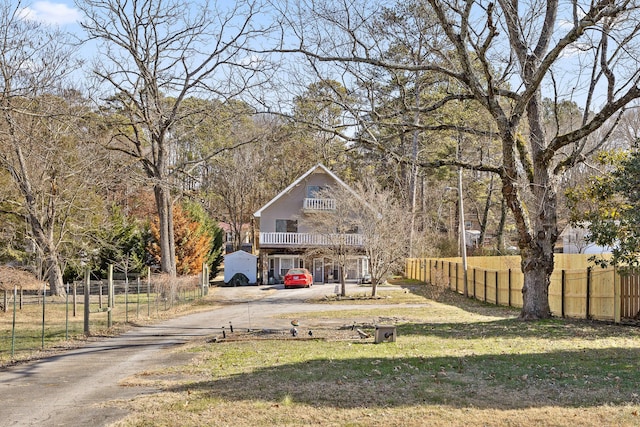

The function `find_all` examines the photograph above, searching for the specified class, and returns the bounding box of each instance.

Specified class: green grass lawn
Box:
[110,280,640,427]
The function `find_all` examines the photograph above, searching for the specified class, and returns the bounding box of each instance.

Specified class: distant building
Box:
[219,221,252,254]
[560,223,613,254]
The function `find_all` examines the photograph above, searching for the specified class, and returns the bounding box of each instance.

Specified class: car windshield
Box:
[287,269,305,275]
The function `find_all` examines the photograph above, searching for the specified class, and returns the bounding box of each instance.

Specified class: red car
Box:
[284,268,313,289]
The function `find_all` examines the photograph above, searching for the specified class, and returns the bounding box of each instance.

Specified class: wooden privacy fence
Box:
[406,255,640,323]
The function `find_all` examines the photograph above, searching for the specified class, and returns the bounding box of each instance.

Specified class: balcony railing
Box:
[303,198,336,211]
[259,232,363,247]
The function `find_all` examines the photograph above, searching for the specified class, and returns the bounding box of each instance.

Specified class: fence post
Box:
[41,282,46,350]
[65,282,69,340]
[84,268,90,336]
[125,276,129,324]
[585,266,591,319]
[508,269,512,307]
[11,285,17,358]
[484,269,488,302]
[495,271,499,306]
[561,269,566,318]
[108,264,113,328]
[137,277,140,319]
[73,282,77,317]
[614,267,621,324]
[147,267,151,317]
[202,262,209,296]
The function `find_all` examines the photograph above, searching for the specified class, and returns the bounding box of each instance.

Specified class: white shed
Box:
[223,250,258,285]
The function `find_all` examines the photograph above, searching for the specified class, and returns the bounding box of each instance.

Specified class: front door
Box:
[313,258,324,283]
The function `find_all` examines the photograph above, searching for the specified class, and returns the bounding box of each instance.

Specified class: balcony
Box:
[259,232,363,247]
[303,198,335,212]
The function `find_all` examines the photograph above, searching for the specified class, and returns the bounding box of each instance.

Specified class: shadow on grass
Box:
[164,346,640,410]
[397,316,640,341]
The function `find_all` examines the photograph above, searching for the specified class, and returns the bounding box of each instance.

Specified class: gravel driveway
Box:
[0,282,390,426]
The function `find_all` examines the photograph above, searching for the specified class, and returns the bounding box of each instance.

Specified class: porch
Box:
[303,197,336,211]
[259,232,363,247]
[264,254,368,285]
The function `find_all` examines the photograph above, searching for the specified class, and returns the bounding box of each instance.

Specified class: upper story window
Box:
[276,219,298,233]
[305,185,335,211]
[307,185,328,198]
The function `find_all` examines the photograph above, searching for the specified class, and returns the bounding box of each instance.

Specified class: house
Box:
[560,223,613,254]
[219,221,253,254]
[253,164,368,285]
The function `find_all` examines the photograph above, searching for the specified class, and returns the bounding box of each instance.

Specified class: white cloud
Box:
[18,1,81,26]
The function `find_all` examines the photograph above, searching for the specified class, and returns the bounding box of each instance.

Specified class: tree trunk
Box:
[478,175,494,247]
[154,185,176,277]
[512,81,559,320]
[520,246,553,319]
[42,252,66,297]
[339,260,346,297]
[503,167,558,320]
[519,178,558,319]
[28,217,66,297]
[16,145,66,297]
[495,198,507,253]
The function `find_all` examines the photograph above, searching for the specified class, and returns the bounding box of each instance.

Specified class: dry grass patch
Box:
[112,397,640,427]
[112,282,640,426]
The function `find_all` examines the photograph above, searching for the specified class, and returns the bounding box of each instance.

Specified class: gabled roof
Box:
[223,250,258,260]
[253,164,358,218]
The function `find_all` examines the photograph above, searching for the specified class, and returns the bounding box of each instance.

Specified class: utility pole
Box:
[458,168,468,297]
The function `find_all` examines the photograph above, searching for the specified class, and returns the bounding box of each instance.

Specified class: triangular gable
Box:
[253,164,358,218]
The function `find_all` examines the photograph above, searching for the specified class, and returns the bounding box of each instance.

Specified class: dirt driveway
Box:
[0,282,401,426]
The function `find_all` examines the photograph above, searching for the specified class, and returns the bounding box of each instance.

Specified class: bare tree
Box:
[206,140,266,252]
[303,179,409,297]
[275,0,640,319]
[351,180,411,297]
[0,3,88,296]
[302,186,364,297]
[77,0,274,276]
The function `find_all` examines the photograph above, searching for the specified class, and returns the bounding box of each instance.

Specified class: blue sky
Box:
[17,1,82,26]
[14,0,624,112]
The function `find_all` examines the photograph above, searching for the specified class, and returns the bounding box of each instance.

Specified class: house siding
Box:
[259,172,335,233]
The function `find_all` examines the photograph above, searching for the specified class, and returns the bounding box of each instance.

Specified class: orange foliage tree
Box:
[149,204,212,275]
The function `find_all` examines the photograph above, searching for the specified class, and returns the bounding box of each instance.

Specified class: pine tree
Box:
[149,202,223,276]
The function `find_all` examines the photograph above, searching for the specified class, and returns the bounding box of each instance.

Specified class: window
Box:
[346,259,358,279]
[280,257,294,277]
[307,185,328,198]
[276,219,298,233]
